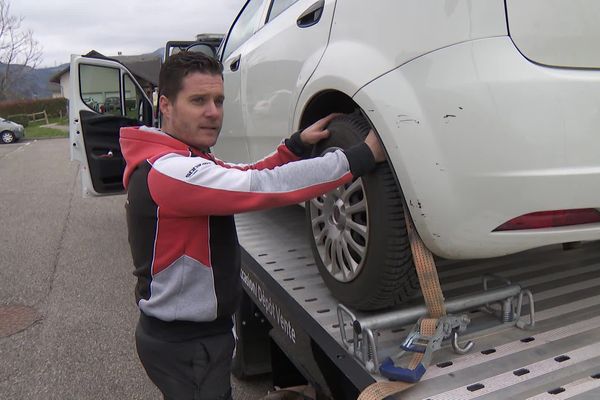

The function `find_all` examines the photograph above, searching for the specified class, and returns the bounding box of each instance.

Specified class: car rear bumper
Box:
[353,36,600,259]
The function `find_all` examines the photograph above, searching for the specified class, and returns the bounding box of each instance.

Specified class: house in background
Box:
[49,50,161,101]
[49,82,62,98]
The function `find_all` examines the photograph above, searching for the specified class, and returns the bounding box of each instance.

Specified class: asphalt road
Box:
[0,139,271,399]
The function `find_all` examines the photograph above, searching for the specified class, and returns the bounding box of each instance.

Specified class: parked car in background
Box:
[103,97,121,114]
[0,117,25,144]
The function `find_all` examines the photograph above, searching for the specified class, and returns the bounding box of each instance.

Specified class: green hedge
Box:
[0,98,68,121]
[9,115,29,127]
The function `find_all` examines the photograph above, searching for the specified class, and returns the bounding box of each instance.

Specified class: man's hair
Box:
[159,51,223,101]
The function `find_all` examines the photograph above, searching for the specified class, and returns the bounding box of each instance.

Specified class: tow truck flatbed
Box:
[235,205,600,399]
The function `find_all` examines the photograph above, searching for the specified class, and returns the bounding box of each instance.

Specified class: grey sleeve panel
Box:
[249,150,350,193]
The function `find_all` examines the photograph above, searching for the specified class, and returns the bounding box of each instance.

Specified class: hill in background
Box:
[0,63,66,99]
[3,47,164,100]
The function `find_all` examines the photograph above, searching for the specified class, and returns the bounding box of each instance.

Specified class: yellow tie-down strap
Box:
[358,205,446,400]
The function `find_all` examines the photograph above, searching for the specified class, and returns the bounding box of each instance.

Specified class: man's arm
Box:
[213,114,341,171]
[147,145,375,217]
[147,113,385,217]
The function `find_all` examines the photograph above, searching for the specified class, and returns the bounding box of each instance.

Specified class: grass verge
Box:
[24,117,69,139]
[25,126,68,139]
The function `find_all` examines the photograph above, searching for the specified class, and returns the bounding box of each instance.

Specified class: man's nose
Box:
[204,101,221,117]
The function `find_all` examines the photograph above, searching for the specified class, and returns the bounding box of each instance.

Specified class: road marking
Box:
[0,140,33,160]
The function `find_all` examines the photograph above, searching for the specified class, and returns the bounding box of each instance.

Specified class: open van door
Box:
[69,55,153,196]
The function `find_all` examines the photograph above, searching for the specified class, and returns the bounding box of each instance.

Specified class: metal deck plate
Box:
[236,206,600,399]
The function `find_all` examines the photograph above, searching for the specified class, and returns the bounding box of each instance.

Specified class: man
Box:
[120,51,384,399]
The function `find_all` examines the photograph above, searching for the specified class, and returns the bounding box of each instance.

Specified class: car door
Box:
[215,0,270,163]
[217,0,335,163]
[70,55,153,196]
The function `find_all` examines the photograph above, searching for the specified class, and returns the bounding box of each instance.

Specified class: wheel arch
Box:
[298,89,408,214]
[298,90,356,130]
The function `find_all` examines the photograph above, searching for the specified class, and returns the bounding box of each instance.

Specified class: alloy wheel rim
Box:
[2,132,14,143]
[309,178,369,282]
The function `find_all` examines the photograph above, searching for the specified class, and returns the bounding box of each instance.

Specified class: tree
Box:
[0,0,42,100]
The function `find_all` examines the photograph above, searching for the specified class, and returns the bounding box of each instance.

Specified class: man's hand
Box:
[365,130,386,162]
[299,113,341,145]
[300,113,386,162]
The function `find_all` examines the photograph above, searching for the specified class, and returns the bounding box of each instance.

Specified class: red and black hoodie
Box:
[120,126,375,340]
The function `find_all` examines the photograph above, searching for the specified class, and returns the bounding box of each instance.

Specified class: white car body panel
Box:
[309,0,507,96]
[507,0,600,68]
[216,0,270,163]
[243,0,335,162]
[217,0,336,163]
[217,43,252,162]
[222,0,508,162]
[353,37,600,258]
[294,0,507,129]
[218,0,600,259]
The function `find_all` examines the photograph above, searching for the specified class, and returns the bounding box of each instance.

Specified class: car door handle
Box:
[230,55,241,72]
[97,150,114,159]
[297,0,325,28]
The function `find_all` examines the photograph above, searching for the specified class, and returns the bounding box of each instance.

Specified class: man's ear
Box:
[159,95,171,120]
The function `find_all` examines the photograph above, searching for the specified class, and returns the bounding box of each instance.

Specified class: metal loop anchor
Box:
[451,331,474,354]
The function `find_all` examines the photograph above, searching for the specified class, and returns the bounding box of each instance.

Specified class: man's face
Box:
[160,72,224,151]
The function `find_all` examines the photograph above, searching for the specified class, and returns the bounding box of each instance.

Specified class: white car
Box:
[70,0,600,311]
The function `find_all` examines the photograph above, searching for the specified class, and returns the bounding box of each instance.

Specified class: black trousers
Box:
[135,321,235,400]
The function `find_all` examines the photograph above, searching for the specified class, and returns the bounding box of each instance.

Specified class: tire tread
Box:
[307,113,420,311]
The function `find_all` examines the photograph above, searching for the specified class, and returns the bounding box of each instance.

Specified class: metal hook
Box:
[452,331,474,355]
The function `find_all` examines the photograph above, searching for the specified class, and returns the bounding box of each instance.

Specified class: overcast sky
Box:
[11,0,246,68]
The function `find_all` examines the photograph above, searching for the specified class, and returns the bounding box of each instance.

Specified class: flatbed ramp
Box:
[235,206,600,399]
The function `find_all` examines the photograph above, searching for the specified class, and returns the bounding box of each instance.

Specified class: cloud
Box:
[11,0,245,67]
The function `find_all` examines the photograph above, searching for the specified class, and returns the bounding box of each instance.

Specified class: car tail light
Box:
[494,209,600,231]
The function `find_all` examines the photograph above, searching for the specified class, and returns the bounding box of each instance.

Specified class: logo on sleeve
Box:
[186,162,211,178]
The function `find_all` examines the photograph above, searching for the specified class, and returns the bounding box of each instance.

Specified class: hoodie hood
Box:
[120,126,191,188]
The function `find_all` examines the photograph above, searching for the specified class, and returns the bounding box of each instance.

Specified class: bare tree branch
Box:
[0,0,42,100]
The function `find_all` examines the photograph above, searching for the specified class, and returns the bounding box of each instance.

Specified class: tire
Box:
[1,131,15,144]
[306,113,419,310]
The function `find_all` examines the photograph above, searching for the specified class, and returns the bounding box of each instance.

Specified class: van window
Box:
[123,74,152,125]
[79,64,122,116]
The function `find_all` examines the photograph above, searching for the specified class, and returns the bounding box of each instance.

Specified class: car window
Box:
[79,64,122,116]
[123,74,149,122]
[267,0,299,22]
[222,0,267,60]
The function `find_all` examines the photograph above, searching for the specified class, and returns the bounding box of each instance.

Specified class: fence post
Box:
[44,110,49,124]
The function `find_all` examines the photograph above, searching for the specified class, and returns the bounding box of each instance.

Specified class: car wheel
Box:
[1,131,15,144]
[306,113,419,311]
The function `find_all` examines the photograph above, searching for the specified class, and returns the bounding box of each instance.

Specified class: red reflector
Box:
[494,209,600,231]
